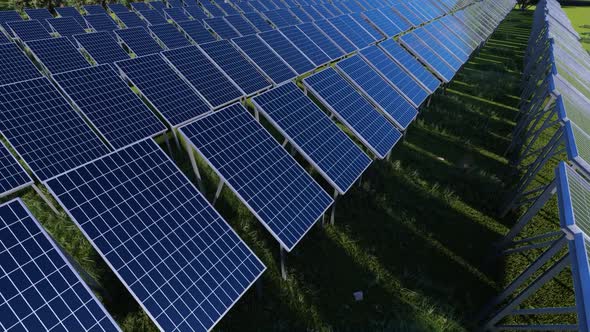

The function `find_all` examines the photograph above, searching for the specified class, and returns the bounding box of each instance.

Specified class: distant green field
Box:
[563,6,590,50]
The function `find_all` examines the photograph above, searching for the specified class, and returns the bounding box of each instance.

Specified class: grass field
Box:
[563,5,590,51]
[1,5,585,332]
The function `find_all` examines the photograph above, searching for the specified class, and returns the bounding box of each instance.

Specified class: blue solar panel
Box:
[342,1,363,13]
[163,45,243,108]
[313,19,356,53]
[377,39,440,93]
[176,19,216,44]
[55,7,87,28]
[263,9,299,27]
[303,68,401,159]
[45,139,266,332]
[74,31,129,64]
[332,2,351,14]
[164,7,190,22]
[297,22,343,60]
[180,103,333,251]
[0,31,10,44]
[0,78,110,181]
[422,22,469,61]
[392,3,422,27]
[84,4,106,15]
[399,31,455,82]
[5,20,51,42]
[183,5,208,20]
[217,2,239,15]
[139,9,168,25]
[203,17,241,39]
[108,3,130,13]
[46,17,86,37]
[53,65,165,150]
[0,144,32,197]
[115,27,163,56]
[323,3,343,16]
[280,25,329,66]
[24,8,53,31]
[244,12,273,32]
[289,7,313,23]
[360,45,429,108]
[149,23,191,49]
[201,2,225,17]
[360,9,399,37]
[199,40,270,95]
[300,6,324,21]
[224,14,257,36]
[0,43,42,85]
[311,4,333,18]
[26,37,91,74]
[253,83,372,193]
[236,2,256,13]
[148,1,167,14]
[248,0,270,12]
[85,13,119,32]
[328,16,371,49]
[258,30,314,75]
[349,13,382,40]
[336,55,418,130]
[383,8,412,32]
[167,0,184,8]
[0,199,121,331]
[116,54,211,126]
[131,2,151,11]
[116,11,148,28]
[412,28,462,71]
[231,34,296,85]
[0,11,22,34]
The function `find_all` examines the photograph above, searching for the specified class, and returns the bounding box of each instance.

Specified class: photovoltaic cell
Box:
[297,22,343,60]
[26,37,91,74]
[313,19,356,53]
[332,2,351,14]
[83,5,106,15]
[148,1,167,14]
[162,46,244,108]
[139,9,168,25]
[46,17,86,37]
[131,2,151,11]
[176,19,216,44]
[336,55,418,130]
[203,17,241,39]
[183,6,208,20]
[323,3,343,16]
[258,30,314,75]
[360,45,429,108]
[311,4,333,18]
[289,7,313,23]
[180,103,334,251]
[116,11,148,28]
[399,31,455,82]
[108,3,130,13]
[24,8,53,31]
[348,13,382,40]
[231,34,296,85]
[412,28,462,70]
[243,12,273,32]
[0,145,32,197]
[253,83,372,193]
[45,139,266,332]
[217,2,239,15]
[361,9,400,37]
[0,43,42,85]
[392,3,423,27]
[300,6,324,21]
[164,7,190,22]
[201,2,225,17]
[224,14,257,36]
[5,20,51,42]
[115,27,163,56]
[236,2,256,13]
[55,7,87,28]
[0,11,22,34]
[328,16,371,49]
[0,199,121,331]
[149,23,191,49]
[249,0,270,12]
[280,25,328,66]
[303,68,401,159]
[168,0,184,8]
[116,54,212,126]
[0,31,10,44]
[74,31,129,64]
[199,40,270,95]
[0,78,110,181]
[382,7,412,32]
[53,65,166,150]
[85,13,119,32]
[263,9,299,28]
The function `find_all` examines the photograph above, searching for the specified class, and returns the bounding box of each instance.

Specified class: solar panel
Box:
[217,2,239,15]
[280,25,329,66]
[236,2,256,13]
[336,55,418,130]
[313,19,356,53]
[167,0,184,8]
[84,5,106,15]
[360,45,429,108]
[0,43,42,85]
[332,2,351,14]
[55,7,87,28]
[26,37,91,74]
[392,3,423,27]
[297,22,343,60]
[45,139,266,332]
[399,32,455,82]
[412,28,462,70]
[328,16,372,49]
[225,14,257,36]
[73,31,129,64]
[342,1,363,13]
[422,22,469,61]
[377,39,440,93]
[300,6,324,21]
[85,13,119,32]
[149,23,191,49]
[183,5,208,20]
[0,78,110,181]
[115,27,162,56]
[303,67,401,159]
[231,34,297,85]
[5,20,52,42]
[53,65,166,150]
[323,3,343,16]
[429,20,473,54]
[199,40,270,95]
[46,17,86,37]
[289,7,313,23]
[148,1,167,14]
[116,11,148,28]
[162,45,244,108]
[258,30,315,75]
[361,9,400,37]
[131,2,151,11]
[348,13,382,41]
[116,54,211,126]
[311,4,333,18]
[244,12,273,32]
[179,103,333,251]
[176,19,216,44]
[253,83,372,193]
[248,0,270,12]
[0,199,121,331]
[0,31,10,44]
[263,9,299,28]
[138,9,168,25]
[0,144,32,197]
[201,2,225,17]
[164,7,190,22]
[0,10,22,34]
[24,8,53,31]
[203,17,241,39]
[108,3,130,13]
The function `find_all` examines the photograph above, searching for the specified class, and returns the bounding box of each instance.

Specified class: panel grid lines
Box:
[5,20,52,42]
[114,27,163,57]
[258,30,314,75]
[0,144,32,197]
[149,23,191,50]
[0,43,42,86]
[74,31,130,64]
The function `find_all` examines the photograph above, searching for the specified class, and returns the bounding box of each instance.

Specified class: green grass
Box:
[0,7,579,332]
[563,6,590,51]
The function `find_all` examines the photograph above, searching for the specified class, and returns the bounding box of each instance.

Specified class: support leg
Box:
[213,181,224,205]
[186,142,205,193]
[32,184,60,215]
[164,132,173,156]
[330,190,338,226]
[280,245,287,280]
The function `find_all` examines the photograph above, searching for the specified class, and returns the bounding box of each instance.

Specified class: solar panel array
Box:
[73,31,130,64]
[203,17,241,40]
[55,7,87,28]
[26,37,91,74]
[84,13,119,33]
[176,19,217,44]
[280,25,329,66]
[46,17,86,37]
[149,23,191,49]
[115,27,163,56]
[0,43,42,85]
[5,20,51,42]
[116,11,148,28]
[0,144,32,197]
[258,30,314,75]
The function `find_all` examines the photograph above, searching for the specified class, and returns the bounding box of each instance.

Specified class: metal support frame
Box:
[163,131,173,156]
[330,189,338,226]
[280,244,287,280]
[32,184,60,215]
[185,140,205,193]
[213,180,224,205]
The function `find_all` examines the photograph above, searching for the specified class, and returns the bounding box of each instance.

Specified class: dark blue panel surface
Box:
[139,9,168,25]
[258,30,314,75]
[85,13,119,32]
[115,27,163,56]
[203,17,241,39]
[361,9,400,37]
[74,31,129,64]
[176,19,216,44]
[392,3,423,27]
[280,25,329,66]
[5,20,51,42]
[202,2,225,17]
[108,3,130,13]
[0,43,42,85]
[244,12,273,32]
[263,9,299,27]
[149,23,191,49]
[131,2,151,11]
[0,10,22,34]
[24,8,53,31]
[349,13,382,40]
[26,37,91,74]
[296,22,343,59]
[399,31,455,82]
[413,28,462,70]
[46,17,86,37]
[164,7,190,22]
[328,15,371,49]
[289,7,313,23]
[225,14,257,36]
[83,4,106,14]
[55,7,87,28]
[0,145,32,196]
[313,19,356,53]
[180,103,333,251]
[116,11,148,28]
[183,5,208,20]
